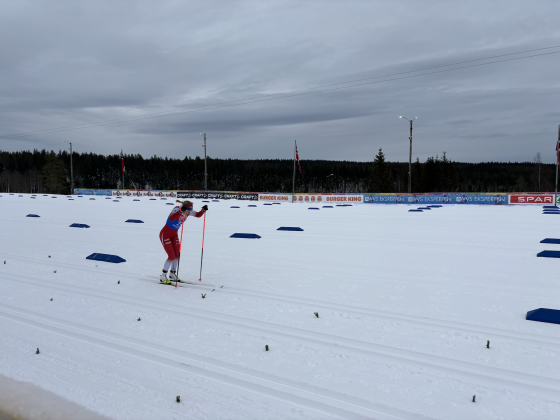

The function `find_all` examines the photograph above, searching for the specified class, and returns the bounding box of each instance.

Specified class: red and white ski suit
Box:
[159,206,204,271]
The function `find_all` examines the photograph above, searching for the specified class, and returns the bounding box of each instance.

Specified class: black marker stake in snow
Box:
[486,340,490,349]
[314,312,319,318]
[36,348,40,354]
[176,396,180,403]
[265,345,269,351]
[472,395,476,403]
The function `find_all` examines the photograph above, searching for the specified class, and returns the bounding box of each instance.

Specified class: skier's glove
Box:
[202,205,209,211]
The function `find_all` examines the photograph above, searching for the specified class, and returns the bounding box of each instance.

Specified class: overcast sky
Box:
[1,0,559,162]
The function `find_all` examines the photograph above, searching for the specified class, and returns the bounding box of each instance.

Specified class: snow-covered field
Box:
[1,193,559,420]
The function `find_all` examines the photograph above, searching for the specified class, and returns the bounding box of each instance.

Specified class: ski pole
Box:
[198,211,206,282]
[176,222,184,288]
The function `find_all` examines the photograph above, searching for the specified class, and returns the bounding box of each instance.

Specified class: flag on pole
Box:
[295,141,302,174]
[557,131,560,165]
[121,150,125,174]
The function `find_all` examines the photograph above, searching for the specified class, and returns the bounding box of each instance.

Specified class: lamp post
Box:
[326,173,333,193]
[399,116,417,194]
[62,141,73,194]
[200,133,207,191]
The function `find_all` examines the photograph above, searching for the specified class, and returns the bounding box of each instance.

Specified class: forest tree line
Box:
[0,148,557,194]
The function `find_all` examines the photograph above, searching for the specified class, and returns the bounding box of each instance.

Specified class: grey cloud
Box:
[0,0,559,163]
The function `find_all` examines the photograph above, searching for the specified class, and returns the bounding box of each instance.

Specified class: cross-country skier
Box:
[159,200,208,284]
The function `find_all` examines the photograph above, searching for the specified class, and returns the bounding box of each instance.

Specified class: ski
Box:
[157,278,223,290]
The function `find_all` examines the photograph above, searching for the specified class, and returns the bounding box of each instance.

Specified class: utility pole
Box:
[201,133,208,191]
[62,141,73,194]
[399,116,417,194]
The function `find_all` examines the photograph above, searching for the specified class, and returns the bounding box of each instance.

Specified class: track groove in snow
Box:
[6,253,559,347]
[0,304,422,420]
[3,274,559,397]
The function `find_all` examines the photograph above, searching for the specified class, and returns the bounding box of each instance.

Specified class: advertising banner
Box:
[292,194,364,204]
[113,190,177,197]
[178,191,258,200]
[258,193,291,202]
[74,189,113,196]
[364,193,508,205]
[509,194,559,205]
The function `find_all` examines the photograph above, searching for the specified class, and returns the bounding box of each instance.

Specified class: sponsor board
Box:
[258,194,291,202]
[74,189,113,196]
[364,193,508,205]
[293,194,364,203]
[113,190,177,197]
[509,194,559,204]
[178,191,258,200]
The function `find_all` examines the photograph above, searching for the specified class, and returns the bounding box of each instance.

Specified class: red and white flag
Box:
[295,141,302,174]
[121,150,125,174]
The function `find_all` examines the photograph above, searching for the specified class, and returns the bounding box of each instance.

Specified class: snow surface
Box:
[0,372,111,420]
[1,194,559,420]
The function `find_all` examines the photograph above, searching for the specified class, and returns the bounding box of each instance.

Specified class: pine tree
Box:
[369,148,389,193]
[41,152,67,193]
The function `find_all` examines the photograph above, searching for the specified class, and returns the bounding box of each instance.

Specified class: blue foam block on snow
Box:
[78,196,83,197]
[308,207,319,210]
[166,203,174,205]
[86,253,126,263]
[70,223,90,228]
[68,199,74,200]
[322,206,333,208]
[277,227,304,231]
[203,201,210,202]
[126,219,144,223]
[112,200,119,202]
[263,203,272,206]
[26,214,40,217]
[30,197,36,199]
[409,209,423,212]
[150,198,156,200]
[543,211,560,214]
[543,206,559,209]
[133,199,139,201]
[526,308,560,325]
[537,250,560,258]
[273,203,281,205]
[51,196,57,198]
[105,197,111,199]
[160,198,167,200]
[428,205,442,208]
[230,233,261,239]
[418,207,431,210]
[248,205,257,207]
[89,198,95,200]
[541,238,560,244]
[230,206,240,208]
[212,200,220,202]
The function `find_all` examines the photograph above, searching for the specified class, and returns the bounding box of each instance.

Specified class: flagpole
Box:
[122,150,125,190]
[555,124,559,206]
[292,140,296,203]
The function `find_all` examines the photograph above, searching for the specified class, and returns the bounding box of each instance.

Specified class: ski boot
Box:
[169,270,183,283]
[160,270,172,285]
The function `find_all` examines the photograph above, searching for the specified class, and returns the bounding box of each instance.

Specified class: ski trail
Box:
[3,274,560,396]
[5,253,559,347]
[0,304,426,420]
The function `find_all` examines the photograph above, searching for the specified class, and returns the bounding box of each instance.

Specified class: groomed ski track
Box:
[1,195,559,419]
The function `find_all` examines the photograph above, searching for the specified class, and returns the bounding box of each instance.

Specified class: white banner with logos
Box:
[112,190,178,198]
[293,194,364,204]
[258,194,292,202]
